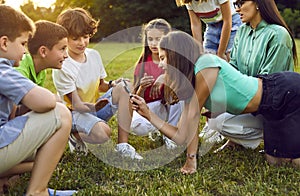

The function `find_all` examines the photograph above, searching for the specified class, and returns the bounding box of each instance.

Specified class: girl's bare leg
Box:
[180,134,198,174]
[111,83,132,144]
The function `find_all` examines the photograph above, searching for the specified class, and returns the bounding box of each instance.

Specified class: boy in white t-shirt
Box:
[53,8,142,159]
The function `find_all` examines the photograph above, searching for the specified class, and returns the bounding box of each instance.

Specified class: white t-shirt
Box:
[52,48,107,108]
[186,0,236,24]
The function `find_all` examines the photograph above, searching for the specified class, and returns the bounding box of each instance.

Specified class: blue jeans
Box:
[255,72,300,158]
[96,88,118,122]
[204,13,242,53]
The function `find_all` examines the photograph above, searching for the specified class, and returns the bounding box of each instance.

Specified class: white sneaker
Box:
[163,135,177,150]
[115,143,143,160]
[68,133,88,155]
[148,129,161,141]
[198,123,223,156]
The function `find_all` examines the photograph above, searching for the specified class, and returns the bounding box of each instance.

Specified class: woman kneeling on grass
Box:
[130,31,300,169]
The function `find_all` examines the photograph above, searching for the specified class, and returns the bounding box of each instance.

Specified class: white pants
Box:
[205,113,264,149]
[130,100,183,136]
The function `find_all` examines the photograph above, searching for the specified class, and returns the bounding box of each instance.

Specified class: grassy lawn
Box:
[8,40,300,195]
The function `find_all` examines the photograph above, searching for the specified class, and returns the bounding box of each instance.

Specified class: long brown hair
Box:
[255,0,298,66]
[159,31,201,104]
[133,18,171,93]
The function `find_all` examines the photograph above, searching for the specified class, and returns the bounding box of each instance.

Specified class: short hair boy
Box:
[0,5,76,195]
[53,7,142,159]
[16,20,68,87]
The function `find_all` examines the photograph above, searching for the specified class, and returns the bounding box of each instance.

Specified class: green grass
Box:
[8,40,300,195]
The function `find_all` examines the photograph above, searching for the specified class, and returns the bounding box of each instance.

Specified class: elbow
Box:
[48,97,57,110]
[172,132,192,146]
[174,137,186,145]
[40,96,56,112]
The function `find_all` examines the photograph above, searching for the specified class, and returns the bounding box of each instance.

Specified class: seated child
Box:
[53,7,143,159]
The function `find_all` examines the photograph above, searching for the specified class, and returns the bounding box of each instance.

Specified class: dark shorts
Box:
[255,72,300,158]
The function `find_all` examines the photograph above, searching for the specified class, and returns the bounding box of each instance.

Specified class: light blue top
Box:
[230,20,294,76]
[194,54,258,114]
[0,58,35,148]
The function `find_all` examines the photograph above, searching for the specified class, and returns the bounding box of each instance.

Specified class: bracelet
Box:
[108,80,113,88]
[186,153,197,159]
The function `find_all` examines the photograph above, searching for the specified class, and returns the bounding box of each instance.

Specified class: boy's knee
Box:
[56,102,71,118]
[55,103,72,129]
[91,122,111,143]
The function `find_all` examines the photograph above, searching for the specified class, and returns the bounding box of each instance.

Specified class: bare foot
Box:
[180,156,197,175]
[265,154,292,166]
[0,177,8,194]
[0,175,20,195]
[292,158,300,168]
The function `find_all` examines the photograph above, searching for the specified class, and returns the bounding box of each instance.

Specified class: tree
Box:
[281,8,300,37]
[21,1,56,22]
[275,0,300,10]
[19,0,299,41]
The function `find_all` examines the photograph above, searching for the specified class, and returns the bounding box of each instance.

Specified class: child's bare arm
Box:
[21,86,56,113]
[66,90,93,113]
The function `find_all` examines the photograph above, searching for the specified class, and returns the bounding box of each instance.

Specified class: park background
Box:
[2,0,300,195]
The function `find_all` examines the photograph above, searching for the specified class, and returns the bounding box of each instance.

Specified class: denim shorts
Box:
[96,87,118,122]
[204,13,242,54]
[71,88,118,134]
[72,111,106,135]
[255,72,300,158]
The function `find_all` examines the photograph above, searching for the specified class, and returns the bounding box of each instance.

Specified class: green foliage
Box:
[7,40,300,195]
[15,0,300,39]
[281,8,300,37]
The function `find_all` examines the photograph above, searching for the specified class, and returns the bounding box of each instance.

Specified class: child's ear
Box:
[38,46,47,58]
[0,36,9,52]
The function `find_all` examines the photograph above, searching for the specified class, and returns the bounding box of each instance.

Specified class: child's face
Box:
[158,48,168,70]
[4,32,29,66]
[67,35,90,56]
[46,37,68,69]
[146,29,165,55]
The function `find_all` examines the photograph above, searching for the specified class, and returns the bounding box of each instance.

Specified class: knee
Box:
[56,102,71,121]
[131,118,155,136]
[92,122,111,143]
[56,102,72,131]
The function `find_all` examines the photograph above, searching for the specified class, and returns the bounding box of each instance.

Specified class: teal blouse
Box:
[230,20,294,76]
[194,54,258,115]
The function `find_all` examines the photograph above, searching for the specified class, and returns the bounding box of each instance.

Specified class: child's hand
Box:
[83,102,97,112]
[150,74,164,98]
[130,94,150,119]
[139,73,154,91]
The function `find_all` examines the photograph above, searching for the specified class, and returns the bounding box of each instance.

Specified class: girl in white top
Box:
[176,0,242,61]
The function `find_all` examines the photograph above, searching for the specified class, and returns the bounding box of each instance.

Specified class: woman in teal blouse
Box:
[203,0,298,153]
[131,31,300,170]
